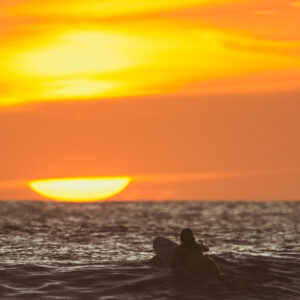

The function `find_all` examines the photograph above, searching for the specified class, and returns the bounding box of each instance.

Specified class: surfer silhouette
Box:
[171,228,222,281]
[151,228,222,282]
[171,228,209,268]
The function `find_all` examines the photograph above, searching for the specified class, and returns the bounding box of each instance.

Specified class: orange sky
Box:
[0,0,299,200]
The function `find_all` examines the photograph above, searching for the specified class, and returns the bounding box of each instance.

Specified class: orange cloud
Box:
[0,0,299,106]
[292,1,300,8]
[1,23,300,106]
[3,0,237,17]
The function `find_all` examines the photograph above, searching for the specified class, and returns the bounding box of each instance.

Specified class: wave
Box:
[0,200,299,299]
[0,252,299,300]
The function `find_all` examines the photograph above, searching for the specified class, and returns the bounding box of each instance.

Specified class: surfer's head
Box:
[180,228,196,247]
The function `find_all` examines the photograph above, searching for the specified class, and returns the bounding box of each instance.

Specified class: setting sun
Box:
[28,177,131,202]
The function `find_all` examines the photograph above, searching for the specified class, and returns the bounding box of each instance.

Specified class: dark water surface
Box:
[0,201,299,299]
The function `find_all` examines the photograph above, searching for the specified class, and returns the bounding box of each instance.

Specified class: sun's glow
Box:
[17,31,140,77]
[28,177,131,202]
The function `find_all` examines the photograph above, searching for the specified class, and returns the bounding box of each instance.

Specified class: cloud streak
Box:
[0,0,299,106]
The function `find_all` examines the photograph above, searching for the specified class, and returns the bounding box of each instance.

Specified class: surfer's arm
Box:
[199,240,209,252]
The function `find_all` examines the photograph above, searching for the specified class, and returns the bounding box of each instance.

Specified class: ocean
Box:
[0,200,299,299]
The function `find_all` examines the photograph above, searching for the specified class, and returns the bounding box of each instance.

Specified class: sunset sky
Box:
[0,0,299,201]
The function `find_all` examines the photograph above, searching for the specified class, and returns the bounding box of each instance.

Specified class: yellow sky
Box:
[0,0,300,200]
[0,0,299,106]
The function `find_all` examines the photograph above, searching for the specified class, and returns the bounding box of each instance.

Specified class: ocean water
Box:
[0,200,299,300]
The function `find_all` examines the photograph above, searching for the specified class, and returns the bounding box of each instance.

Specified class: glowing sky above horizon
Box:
[0,0,300,200]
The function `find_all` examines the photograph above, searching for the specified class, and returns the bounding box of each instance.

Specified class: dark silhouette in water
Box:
[173,228,209,264]
[172,228,222,281]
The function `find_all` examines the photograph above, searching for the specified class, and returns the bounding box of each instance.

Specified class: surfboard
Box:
[153,236,178,267]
